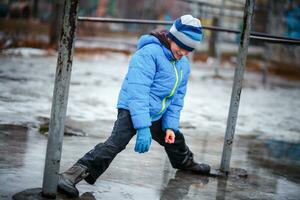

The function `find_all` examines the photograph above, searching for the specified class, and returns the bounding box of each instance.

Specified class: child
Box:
[58,14,211,197]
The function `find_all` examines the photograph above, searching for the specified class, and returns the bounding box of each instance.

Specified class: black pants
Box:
[77,109,194,184]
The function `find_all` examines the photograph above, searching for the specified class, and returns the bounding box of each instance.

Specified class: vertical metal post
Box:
[42,0,79,198]
[214,0,226,77]
[220,0,255,172]
[262,0,273,85]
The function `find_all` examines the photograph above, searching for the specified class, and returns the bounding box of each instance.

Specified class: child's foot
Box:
[57,163,89,197]
[182,161,211,175]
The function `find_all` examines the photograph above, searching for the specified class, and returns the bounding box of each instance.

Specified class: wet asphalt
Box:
[0,53,300,199]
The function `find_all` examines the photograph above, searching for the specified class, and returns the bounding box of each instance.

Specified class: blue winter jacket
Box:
[117,35,190,131]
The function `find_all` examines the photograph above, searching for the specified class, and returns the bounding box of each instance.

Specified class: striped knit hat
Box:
[167,15,203,52]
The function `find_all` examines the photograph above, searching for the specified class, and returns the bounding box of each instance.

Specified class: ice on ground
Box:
[0,52,299,142]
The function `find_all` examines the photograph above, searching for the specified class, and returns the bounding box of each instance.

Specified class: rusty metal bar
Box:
[220,0,255,172]
[77,17,300,45]
[42,0,79,198]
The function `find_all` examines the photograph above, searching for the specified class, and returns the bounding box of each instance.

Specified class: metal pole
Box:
[77,17,300,45]
[42,0,79,198]
[220,0,255,172]
[262,0,274,84]
[215,0,226,77]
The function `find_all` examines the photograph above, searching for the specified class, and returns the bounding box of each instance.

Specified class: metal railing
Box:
[78,16,300,45]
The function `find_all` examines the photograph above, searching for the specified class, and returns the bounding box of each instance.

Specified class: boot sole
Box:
[57,177,79,198]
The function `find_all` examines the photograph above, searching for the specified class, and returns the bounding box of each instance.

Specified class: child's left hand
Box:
[165,129,175,144]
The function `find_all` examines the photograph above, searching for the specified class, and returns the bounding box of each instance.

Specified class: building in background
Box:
[266,0,300,66]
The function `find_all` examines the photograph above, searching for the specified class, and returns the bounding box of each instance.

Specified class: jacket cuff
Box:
[162,115,179,132]
[131,112,152,129]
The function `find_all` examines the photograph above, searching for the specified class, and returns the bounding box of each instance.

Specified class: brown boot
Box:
[57,163,89,197]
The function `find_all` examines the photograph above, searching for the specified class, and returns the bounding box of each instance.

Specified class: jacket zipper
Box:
[157,61,179,115]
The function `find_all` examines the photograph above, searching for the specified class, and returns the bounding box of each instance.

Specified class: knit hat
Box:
[167,15,203,51]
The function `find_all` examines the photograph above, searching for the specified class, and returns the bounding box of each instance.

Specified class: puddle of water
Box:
[1,124,300,200]
[246,136,300,181]
[0,124,28,169]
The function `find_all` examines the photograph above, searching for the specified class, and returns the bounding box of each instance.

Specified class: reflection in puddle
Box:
[265,139,300,162]
[160,171,209,200]
[0,124,28,168]
[247,137,300,180]
[215,178,227,200]
[80,192,97,200]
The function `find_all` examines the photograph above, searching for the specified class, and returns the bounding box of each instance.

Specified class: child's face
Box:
[170,41,190,60]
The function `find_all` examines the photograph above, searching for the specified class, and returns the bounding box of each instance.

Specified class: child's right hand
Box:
[165,129,175,144]
[134,127,152,153]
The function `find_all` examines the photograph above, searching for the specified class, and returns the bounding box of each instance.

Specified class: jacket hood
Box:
[136,35,175,61]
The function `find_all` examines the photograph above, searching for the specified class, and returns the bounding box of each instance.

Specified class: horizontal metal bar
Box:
[77,17,300,45]
[251,31,299,41]
[251,35,300,45]
[78,17,172,25]
[203,24,240,34]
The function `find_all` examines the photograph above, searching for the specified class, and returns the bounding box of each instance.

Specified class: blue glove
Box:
[134,127,152,153]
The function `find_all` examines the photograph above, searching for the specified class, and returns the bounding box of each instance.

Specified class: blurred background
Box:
[0,0,299,73]
[0,1,300,200]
